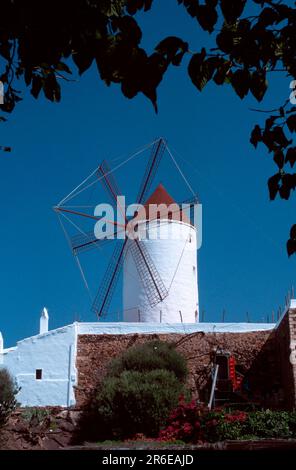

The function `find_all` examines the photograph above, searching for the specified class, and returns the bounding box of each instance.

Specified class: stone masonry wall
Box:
[274,308,296,409]
[75,330,283,408]
[75,310,296,410]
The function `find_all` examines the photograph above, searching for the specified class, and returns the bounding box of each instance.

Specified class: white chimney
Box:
[0,331,3,353]
[40,307,49,334]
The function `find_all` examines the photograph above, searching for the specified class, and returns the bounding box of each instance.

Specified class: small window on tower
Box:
[168,211,172,222]
[36,369,42,380]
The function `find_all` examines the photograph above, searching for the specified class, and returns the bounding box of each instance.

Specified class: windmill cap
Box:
[135,184,191,224]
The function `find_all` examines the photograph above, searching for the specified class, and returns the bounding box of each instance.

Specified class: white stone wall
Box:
[77,322,276,334]
[1,324,77,407]
[123,219,199,323]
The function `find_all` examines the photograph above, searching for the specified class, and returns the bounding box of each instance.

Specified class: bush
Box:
[247,410,292,439]
[22,407,50,425]
[159,401,296,443]
[158,396,206,443]
[288,411,296,437]
[108,340,188,382]
[89,340,189,440]
[97,369,184,438]
[0,368,19,426]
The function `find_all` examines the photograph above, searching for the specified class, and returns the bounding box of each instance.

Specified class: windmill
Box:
[55,138,199,322]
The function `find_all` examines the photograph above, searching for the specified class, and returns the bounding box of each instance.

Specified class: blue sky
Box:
[1,2,295,347]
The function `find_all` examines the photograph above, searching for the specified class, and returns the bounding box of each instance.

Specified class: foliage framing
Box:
[1,1,296,253]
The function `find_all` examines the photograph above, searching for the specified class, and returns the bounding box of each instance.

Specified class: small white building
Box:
[0,308,276,407]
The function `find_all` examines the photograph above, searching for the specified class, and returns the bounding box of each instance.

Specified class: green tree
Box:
[1,1,296,253]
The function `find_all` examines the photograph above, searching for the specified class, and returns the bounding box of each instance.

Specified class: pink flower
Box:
[182,423,193,434]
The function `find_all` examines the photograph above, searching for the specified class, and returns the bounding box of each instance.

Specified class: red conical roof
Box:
[134,184,191,224]
[144,183,176,207]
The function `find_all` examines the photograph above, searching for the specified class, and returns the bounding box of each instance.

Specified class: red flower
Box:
[182,423,193,434]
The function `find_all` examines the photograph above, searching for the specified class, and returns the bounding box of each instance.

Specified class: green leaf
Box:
[213,60,231,85]
[262,129,276,152]
[273,126,291,148]
[30,75,43,99]
[265,116,276,130]
[43,74,61,102]
[250,71,268,102]
[230,68,250,99]
[126,0,153,15]
[290,224,296,240]
[196,5,218,33]
[115,16,142,45]
[287,237,296,257]
[0,41,11,61]
[250,124,262,148]
[273,150,284,169]
[285,147,296,168]
[188,53,217,91]
[279,174,295,200]
[286,114,296,133]
[155,36,188,65]
[220,0,246,24]
[72,49,94,75]
[216,31,235,53]
[24,68,32,86]
[55,62,72,74]
[268,173,281,200]
[258,7,280,26]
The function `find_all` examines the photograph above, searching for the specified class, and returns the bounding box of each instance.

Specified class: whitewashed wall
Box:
[1,324,77,407]
[123,220,199,323]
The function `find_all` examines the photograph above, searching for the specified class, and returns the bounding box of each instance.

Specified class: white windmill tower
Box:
[56,138,200,324]
[123,184,199,323]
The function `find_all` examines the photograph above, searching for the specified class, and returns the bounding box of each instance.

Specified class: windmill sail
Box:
[92,240,128,317]
[71,227,124,255]
[92,140,169,316]
[137,138,166,204]
[130,239,168,306]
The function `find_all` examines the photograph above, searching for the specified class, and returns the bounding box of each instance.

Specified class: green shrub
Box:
[108,340,188,382]
[247,410,292,439]
[0,368,19,426]
[86,340,189,440]
[22,407,50,424]
[96,369,184,438]
[159,402,296,443]
[288,411,296,437]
